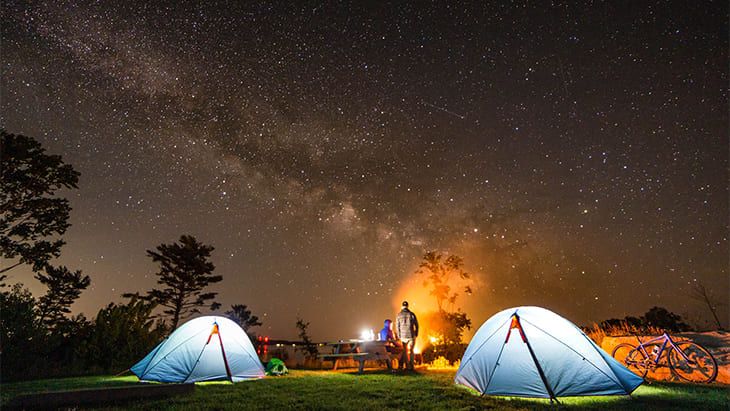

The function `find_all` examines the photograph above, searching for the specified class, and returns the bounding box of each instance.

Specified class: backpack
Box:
[265,358,289,376]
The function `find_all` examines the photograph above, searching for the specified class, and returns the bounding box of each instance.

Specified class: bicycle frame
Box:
[633,333,693,365]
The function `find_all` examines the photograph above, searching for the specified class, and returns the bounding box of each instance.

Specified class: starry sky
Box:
[1,1,727,340]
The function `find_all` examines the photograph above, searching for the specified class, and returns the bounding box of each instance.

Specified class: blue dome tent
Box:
[131,316,265,383]
[455,306,643,400]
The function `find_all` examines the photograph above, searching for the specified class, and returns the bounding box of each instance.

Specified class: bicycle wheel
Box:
[612,343,649,378]
[667,340,718,383]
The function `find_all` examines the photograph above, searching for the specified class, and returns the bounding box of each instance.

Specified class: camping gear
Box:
[612,332,718,383]
[455,306,643,400]
[131,316,265,383]
[265,358,289,376]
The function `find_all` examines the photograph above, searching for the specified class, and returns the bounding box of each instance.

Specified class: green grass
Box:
[1,370,727,410]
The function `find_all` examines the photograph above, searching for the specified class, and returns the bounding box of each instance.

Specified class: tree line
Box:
[0,131,261,381]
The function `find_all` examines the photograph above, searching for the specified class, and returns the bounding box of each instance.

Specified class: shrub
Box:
[79,297,168,373]
[422,342,467,365]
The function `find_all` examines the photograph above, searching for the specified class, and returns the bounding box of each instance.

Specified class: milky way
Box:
[1,2,727,339]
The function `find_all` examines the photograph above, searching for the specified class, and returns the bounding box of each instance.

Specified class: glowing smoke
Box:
[391,257,484,354]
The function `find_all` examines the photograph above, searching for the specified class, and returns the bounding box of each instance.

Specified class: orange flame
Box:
[392,258,483,354]
[392,269,439,354]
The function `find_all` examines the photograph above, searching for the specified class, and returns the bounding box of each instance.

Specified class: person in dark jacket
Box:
[395,300,419,370]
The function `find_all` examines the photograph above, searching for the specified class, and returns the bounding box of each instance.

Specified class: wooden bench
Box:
[321,352,370,372]
[321,341,400,373]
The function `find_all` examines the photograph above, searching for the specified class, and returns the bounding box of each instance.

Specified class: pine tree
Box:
[226,304,262,332]
[36,265,91,329]
[131,235,222,330]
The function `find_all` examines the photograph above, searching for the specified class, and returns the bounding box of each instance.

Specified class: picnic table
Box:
[320,340,400,373]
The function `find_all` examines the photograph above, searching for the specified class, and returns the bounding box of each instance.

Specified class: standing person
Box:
[395,301,419,371]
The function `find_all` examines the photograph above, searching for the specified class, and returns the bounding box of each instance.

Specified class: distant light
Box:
[360,329,375,341]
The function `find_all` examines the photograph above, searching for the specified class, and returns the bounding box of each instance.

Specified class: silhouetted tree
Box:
[0,284,46,381]
[642,306,691,332]
[416,251,472,311]
[36,265,90,330]
[226,304,262,333]
[82,296,168,372]
[45,313,92,371]
[420,310,472,345]
[129,235,221,330]
[688,281,725,330]
[446,311,472,343]
[0,131,80,278]
[295,317,318,359]
[416,251,474,343]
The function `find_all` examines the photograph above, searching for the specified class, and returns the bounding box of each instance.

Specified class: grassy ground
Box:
[2,369,727,410]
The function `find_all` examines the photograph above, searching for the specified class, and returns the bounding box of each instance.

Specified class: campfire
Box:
[390,253,480,368]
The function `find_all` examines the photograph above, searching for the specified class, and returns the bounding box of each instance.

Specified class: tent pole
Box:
[515,314,560,404]
[113,368,130,377]
[216,323,233,382]
[184,329,216,383]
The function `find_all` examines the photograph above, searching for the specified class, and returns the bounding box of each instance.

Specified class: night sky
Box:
[1,2,727,340]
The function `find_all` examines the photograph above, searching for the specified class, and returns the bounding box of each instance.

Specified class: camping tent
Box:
[131,316,265,383]
[455,306,642,399]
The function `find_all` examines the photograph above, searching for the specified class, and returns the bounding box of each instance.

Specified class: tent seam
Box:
[483,328,510,394]
[579,332,637,391]
[226,335,266,375]
[141,328,209,379]
[462,315,514,366]
[521,318,626,393]
[138,340,166,378]
[455,314,513,393]
[182,336,211,383]
[182,346,208,383]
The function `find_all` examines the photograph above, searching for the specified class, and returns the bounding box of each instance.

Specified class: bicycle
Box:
[611,332,718,383]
